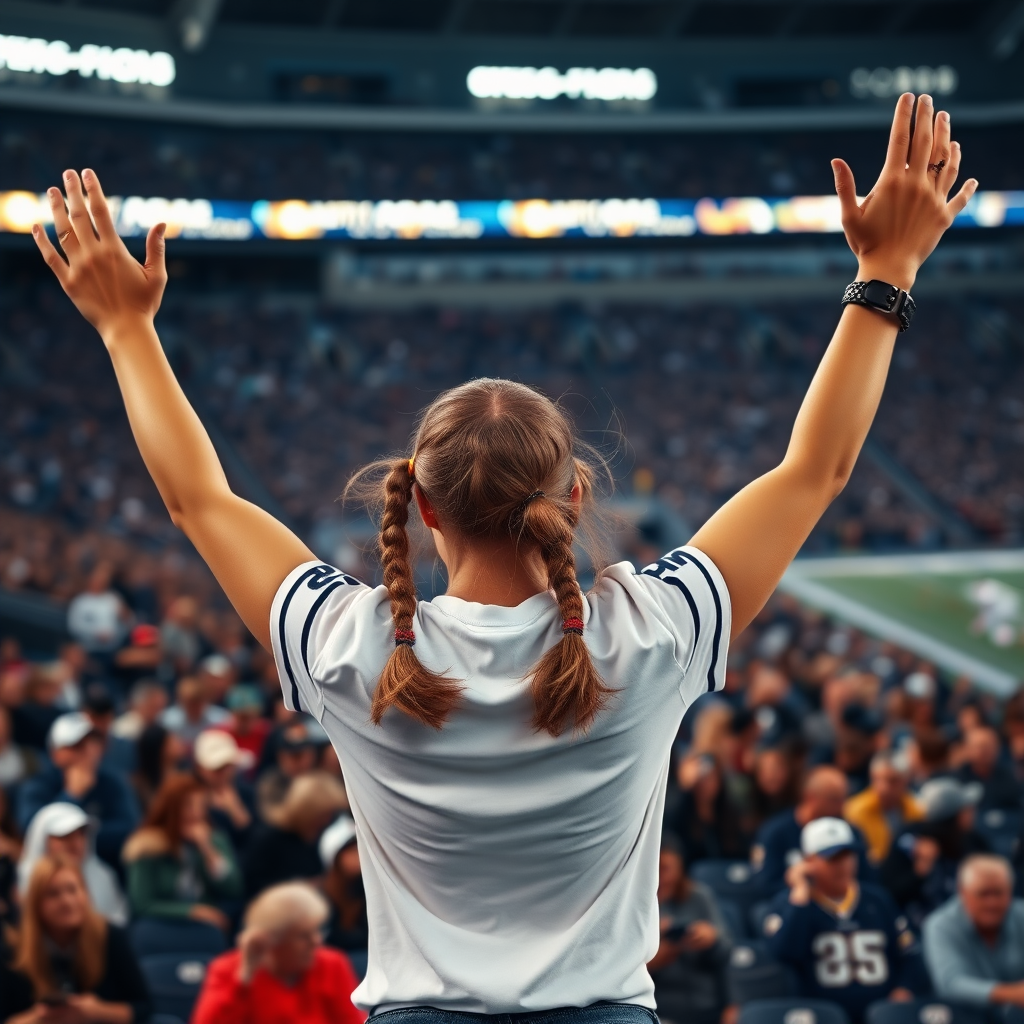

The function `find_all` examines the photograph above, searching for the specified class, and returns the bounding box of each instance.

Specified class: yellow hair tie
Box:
[408,456,415,477]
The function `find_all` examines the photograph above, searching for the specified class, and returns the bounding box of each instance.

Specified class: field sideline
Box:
[779,550,1024,696]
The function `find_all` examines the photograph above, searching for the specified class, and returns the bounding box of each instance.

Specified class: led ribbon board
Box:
[0,192,1020,241]
[0,33,175,86]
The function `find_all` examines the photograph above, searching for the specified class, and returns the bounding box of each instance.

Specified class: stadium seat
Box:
[727,939,796,1005]
[140,953,215,1022]
[130,917,227,958]
[716,896,749,940]
[691,859,768,913]
[738,997,849,1024]
[866,1000,989,1024]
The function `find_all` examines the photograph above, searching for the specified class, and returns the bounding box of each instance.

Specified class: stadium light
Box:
[849,65,956,99]
[0,34,175,86]
[466,66,657,103]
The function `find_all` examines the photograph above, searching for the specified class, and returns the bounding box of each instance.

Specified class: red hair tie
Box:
[562,617,584,636]
[394,628,416,647]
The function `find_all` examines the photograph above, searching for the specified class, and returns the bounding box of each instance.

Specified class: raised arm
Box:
[33,169,315,649]
[689,93,977,639]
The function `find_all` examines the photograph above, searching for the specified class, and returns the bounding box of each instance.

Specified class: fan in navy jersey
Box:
[752,766,876,895]
[766,817,925,1023]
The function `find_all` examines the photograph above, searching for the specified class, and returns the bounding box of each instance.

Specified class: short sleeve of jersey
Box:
[270,560,368,720]
[636,544,731,699]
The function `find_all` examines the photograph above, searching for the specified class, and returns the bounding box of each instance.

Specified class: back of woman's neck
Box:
[444,545,550,607]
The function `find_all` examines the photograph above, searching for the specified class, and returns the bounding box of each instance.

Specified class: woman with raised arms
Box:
[34,94,974,1024]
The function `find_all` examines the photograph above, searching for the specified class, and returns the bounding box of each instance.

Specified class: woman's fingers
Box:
[31,223,69,283]
[48,187,79,258]
[81,168,117,240]
[946,177,979,220]
[908,94,934,175]
[62,169,98,248]
[928,111,952,188]
[883,93,915,174]
[831,159,860,224]
[939,141,961,196]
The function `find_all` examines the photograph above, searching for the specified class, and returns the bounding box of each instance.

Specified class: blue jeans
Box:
[370,1004,659,1024]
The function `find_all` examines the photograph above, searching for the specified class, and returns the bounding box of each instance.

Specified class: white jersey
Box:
[271,545,730,1015]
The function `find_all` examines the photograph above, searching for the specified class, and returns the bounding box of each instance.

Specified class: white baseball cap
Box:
[48,712,96,751]
[319,815,357,870]
[193,729,255,772]
[801,816,857,858]
[35,802,89,838]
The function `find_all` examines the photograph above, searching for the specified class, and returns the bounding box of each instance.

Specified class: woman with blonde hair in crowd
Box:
[244,771,348,898]
[37,95,975,1022]
[0,855,151,1023]
[123,773,242,932]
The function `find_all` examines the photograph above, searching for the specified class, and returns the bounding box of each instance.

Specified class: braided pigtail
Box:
[372,459,462,729]
[522,476,615,737]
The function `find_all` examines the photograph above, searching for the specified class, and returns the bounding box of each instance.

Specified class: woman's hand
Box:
[32,169,167,342]
[832,92,977,291]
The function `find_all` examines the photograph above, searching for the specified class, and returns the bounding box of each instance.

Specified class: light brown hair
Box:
[347,378,614,737]
[14,855,107,998]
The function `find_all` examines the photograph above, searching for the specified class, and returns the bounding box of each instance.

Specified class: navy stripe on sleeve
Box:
[301,579,346,684]
[641,548,725,692]
[278,566,323,713]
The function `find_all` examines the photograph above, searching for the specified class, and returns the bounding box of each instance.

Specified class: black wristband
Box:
[841,279,916,333]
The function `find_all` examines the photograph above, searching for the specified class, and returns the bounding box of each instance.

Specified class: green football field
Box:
[779,550,1024,696]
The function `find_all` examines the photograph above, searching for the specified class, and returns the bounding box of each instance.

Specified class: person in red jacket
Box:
[192,881,365,1024]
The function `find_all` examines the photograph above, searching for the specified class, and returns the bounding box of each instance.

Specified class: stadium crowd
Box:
[2,112,1024,201]
[2,273,1024,1023]
[1,555,1024,1022]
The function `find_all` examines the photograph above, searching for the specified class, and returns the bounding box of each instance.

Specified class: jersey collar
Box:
[813,881,860,920]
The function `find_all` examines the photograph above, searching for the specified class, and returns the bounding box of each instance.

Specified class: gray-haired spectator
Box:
[922,854,1024,1009]
[111,678,169,741]
[18,802,128,925]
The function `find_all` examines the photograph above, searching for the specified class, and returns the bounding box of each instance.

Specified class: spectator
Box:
[768,817,919,1023]
[0,702,30,787]
[133,722,188,811]
[244,772,347,898]
[198,653,236,707]
[256,718,318,819]
[122,773,242,932]
[667,752,748,863]
[922,854,1024,1009]
[160,595,201,677]
[319,815,368,954]
[752,765,869,892]
[66,561,130,659]
[18,802,129,926]
[16,712,140,866]
[191,881,363,1024]
[110,678,168,742]
[956,726,1021,811]
[648,838,732,1024]
[159,674,231,749]
[225,683,272,766]
[906,729,951,791]
[844,752,924,864]
[881,776,990,927]
[0,854,151,1023]
[747,742,802,831]
[194,728,257,854]
[112,624,163,693]
[83,682,136,776]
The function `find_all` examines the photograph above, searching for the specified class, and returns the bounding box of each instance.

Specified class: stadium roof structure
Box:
[14,0,1020,46]
[2,0,1024,129]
